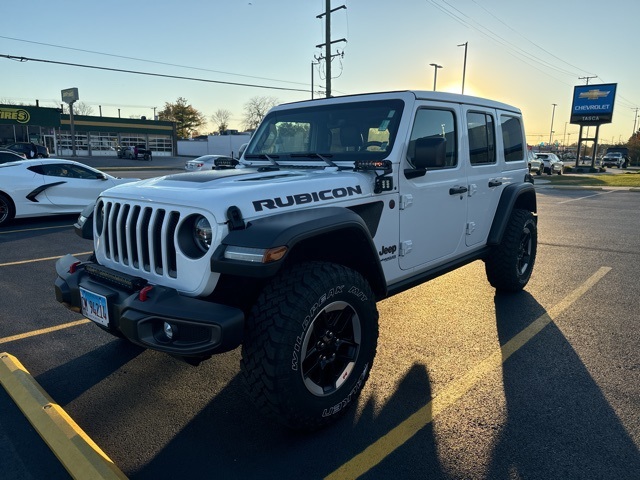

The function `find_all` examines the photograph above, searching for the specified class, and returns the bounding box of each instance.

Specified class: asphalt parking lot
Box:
[1,160,639,479]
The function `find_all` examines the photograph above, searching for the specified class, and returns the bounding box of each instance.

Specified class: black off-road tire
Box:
[0,193,16,226]
[485,209,537,292]
[241,261,379,430]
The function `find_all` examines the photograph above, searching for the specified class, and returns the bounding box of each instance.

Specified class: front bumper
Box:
[54,254,244,359]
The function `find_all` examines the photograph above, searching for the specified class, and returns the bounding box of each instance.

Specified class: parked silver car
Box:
[532,153,564,175]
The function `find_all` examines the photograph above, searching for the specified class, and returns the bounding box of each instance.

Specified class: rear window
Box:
[500,115,525,162]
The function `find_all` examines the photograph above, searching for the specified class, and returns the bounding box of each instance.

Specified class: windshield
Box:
[245,99,405,162]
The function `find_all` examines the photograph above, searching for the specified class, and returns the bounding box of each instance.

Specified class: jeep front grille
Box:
[100,201,180,279]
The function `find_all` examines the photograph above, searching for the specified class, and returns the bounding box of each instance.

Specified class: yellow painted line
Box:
[0,319,90,345]
[0,251,92,267]
[326,267,611,480]
[0,224,74,234]
[0,353,128,479]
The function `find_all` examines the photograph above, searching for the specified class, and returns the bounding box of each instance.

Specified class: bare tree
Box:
[242,96,278,131]
[211,109,232,134]
[62,101,94,116]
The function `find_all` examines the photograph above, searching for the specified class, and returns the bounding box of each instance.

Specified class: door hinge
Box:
[399,194,413,210]
[400,240,413,256]
[466,222,476,235]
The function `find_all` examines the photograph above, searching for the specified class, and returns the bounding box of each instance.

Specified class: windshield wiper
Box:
[290,153,337,167]
[244,153,280,167]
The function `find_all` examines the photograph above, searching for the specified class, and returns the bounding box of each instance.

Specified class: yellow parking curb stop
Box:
[0,352,127,479]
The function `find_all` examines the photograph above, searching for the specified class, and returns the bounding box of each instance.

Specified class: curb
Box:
[0,352,127,480]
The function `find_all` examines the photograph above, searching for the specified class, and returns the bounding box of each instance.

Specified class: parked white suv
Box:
[601,152,624,168]
[55,91,537,430]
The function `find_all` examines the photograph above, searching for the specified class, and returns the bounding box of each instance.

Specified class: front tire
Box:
[0,193,16,226]
[485,209,537,292]
[241,262,379,430]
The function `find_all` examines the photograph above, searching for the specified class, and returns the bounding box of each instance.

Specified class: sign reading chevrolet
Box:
[570,83,617,125]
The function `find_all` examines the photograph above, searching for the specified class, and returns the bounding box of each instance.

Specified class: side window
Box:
[500,115,524,162]
[67,164,103,179]
[467,112,496,165]
[407,108,457,168]
[41,164,71,177]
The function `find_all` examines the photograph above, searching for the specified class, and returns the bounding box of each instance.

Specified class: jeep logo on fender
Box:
[253,185,363,212]
[378,245,397,256]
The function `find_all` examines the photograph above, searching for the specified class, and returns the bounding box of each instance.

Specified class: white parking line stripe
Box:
[557,189,617,204]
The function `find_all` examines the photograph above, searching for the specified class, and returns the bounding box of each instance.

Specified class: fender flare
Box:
[487,182,537,245]
[211,206,387,297]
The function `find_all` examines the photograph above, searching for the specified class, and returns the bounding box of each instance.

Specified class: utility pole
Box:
[429,63,443,91]
[632,107,638,136]
[549,103,557,145]
[578,76,596,85]
[316,1,346,98]
[457,42,468,94]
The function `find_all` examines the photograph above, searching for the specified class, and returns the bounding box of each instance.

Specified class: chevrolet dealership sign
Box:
[570,83,617,125]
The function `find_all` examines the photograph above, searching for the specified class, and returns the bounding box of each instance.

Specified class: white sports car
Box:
[0,159,139,226]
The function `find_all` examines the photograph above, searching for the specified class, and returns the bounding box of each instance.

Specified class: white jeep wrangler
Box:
[55,91,537,430]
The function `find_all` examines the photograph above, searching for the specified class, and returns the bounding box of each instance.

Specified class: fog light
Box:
[163,322,177,340]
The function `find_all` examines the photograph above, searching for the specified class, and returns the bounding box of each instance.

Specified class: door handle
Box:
[449,186,468,195]
[488,179,503,187]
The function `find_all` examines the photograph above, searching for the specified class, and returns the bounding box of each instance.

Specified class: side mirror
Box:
[405,137,446,179]
[414,137,446,169]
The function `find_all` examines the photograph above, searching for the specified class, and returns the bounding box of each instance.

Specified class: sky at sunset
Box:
[2,0,638,146]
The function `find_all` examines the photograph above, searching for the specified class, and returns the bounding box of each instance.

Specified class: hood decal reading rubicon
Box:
[253,185,363,211]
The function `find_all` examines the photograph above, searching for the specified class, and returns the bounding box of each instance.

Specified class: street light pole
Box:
[549,103,557,146]
[429,63,443,91]
[457,42,468,94]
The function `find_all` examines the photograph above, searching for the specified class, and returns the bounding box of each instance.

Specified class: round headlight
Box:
[194,216,212,252]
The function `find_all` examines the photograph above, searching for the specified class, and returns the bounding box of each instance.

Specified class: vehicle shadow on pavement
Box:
[35,338,145,405]
[134,363,448,480]
[488,291,640,479]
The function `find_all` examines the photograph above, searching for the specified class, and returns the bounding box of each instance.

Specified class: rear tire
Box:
[241,261,379,430]
[485,209,537,292]
[0,193,16,226]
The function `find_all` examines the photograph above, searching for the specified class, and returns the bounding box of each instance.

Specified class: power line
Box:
[425,0,639,110]
[427,0,583,81]
[0,54,310,93]
[469,0,595,78]
[0,35,310,88]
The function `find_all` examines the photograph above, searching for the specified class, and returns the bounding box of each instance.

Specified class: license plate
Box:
[80,287,109,327]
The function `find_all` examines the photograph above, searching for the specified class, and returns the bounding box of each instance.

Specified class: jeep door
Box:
[398,104,467,270]
[463,106,503,247]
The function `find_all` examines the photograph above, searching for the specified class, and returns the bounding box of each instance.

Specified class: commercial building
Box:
[0,104,176,156]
